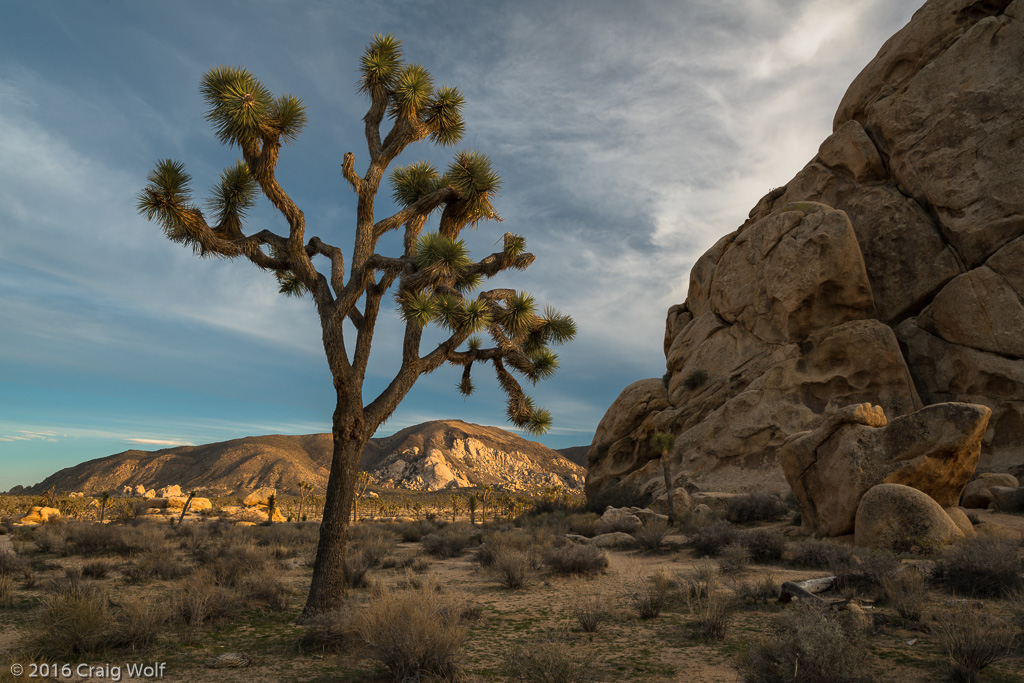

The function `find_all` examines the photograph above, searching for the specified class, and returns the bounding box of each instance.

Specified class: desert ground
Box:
[1,492,1023,682]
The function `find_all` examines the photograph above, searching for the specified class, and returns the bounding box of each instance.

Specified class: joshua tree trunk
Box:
[661,458,675,526]
[300,400,367,620]
[178,491,195,525]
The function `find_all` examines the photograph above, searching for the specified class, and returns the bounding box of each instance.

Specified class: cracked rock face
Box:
[587,0,1023,500]
[780,402,990,536]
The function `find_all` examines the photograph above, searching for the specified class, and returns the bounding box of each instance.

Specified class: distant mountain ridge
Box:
[19,420,588,495]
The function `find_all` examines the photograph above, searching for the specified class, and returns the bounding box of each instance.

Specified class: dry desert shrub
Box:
[296,608,362,654]
[492,547,535,589]
[567,512,601,538]
[119,549,193,583]
[1008,586,1024,632]
[718,542,751,574]
[734,602,871,682]
[689,520,740,557]
[32,526,68,555]
[80,558,115,579]
[726,492,789,523]
[730,572,780,606]
[476,529,537,568]
[543,543,608,576]
[64,523,126,555]
[111,594,166,651]
[627,569,674,619]
[0,574,13,608]
[632,518,670,551]
[343,546,376,589]
[0,551,27,577]
[503,632,596,683]
[788,537,854,570]
[932,605,1017,682]
[238,568,291,611]
[398,519,437,543]
[931,536,1023,597]
[421,523,480,558]
[572,592,609,633]
[741,528,787,563]
[171,568,239,644]
[31,581,117,657]
[878,566,927,621]
[357,585,468,682]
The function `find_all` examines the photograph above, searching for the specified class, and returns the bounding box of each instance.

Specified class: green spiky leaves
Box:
[200,66,306,148]
[425,86,465,146]
[447,150,501,198]
[414,232,471,281]
[505,395,552,435]
[360,33,403,98]
[137,159,196,243]
[651,431,676,456]
[399,291,436,327]
[390,161,441,207]
[208,160,258,224]
[499,291,537,339]
[391,64,434,117]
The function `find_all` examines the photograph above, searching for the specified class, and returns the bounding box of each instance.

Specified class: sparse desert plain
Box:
[1,492,1023,682]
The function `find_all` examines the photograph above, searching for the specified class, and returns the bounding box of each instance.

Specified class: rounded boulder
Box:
[854,483,964,552]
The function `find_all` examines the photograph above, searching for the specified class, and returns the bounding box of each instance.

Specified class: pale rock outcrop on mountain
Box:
[780,402,989,536]
[362,421,583,492]
[586,0,1024,502]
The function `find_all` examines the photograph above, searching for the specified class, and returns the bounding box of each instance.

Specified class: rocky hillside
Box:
[587,0,1024,498]
[21,420,583,495]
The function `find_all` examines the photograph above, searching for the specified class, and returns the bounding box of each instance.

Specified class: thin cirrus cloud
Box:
[0,0,923,493]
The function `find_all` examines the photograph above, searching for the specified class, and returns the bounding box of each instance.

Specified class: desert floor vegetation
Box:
[1,496,1023,681]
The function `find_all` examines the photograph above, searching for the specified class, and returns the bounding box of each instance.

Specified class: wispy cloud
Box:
[125,438,193,446]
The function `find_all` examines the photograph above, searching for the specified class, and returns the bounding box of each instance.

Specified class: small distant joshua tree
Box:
[479,484,493,523]
[266,493,277,524]
[449,491,465,522]
[352,472,371,524]
[468,493,478,525]
[297,480,313,522]
[98,491,110,523]
[651,431,677,525]
[137,33,575,621]
[178,490,197,525]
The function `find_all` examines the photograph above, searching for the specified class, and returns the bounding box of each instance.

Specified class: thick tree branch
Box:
[341,152,362,194]
[372,186,458,239]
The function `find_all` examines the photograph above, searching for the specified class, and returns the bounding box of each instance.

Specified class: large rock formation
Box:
[587,0,1024,500]
[780,402,989,536]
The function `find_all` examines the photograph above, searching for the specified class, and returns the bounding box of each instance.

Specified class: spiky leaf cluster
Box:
[207,160,258,224]
[390,162,441,207]
[357,34,464,147]
[200,66,307,149]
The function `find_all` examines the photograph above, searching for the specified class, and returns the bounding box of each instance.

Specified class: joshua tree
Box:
[98,491,110,523]
[136,34,575,621]
[449,491,465,523]
[178,490,197,525]
[352,472,372,524]
[265,493,277,524]
[297,480,313,521]
[468,493,478,525]
[651,432,677,525]
[479,484,493,524]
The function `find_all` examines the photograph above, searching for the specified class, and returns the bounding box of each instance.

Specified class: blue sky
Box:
[0,0,922,492]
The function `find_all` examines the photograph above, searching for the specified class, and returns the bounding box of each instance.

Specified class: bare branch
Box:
[372,186,457,240]
[341,152,362,194]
